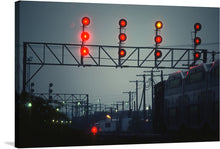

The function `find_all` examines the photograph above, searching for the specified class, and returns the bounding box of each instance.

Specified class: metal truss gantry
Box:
[33,93,89,118]
[23,42,216,92]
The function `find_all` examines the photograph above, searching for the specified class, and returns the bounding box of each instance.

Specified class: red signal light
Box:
[119,49,126,57]
[119,19,127,27]
[119,33,127,42]
[194,52,201,60]
[155,35,162,44]
[194,23,201,31]
[194,37,201,45]
[91,126,98,135]
[154,50,162,58]
[155,21,163,29]
[82,17,90,26]
[80,47,89,56]
[81,32,90,41]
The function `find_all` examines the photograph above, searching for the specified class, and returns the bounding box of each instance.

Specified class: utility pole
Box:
[98,99,101,112]
[151,70,153,111]
[116,101,125,113]
[136,74,146,119]
[86,94,89,119]
[72,98,74,120]
[143,70,167,102]
[212,51,215,62]
[123,91,135,112]
[129,80,143,112]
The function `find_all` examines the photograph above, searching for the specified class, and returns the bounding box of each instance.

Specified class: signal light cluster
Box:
[80,17,91,64]
[193,23,202,62]
[78,17,205,65]
[118,19,127,43]
[154,21,163,59]
[118,18,128,62]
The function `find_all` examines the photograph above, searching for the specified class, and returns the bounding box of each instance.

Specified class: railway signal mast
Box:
[193,23,202,62]
[80,17,91,65]
[118,18,127,66]
[154,21,163,67]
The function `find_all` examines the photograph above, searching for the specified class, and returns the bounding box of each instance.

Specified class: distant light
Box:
[62,101,65,104]
[119,19,127,27]
[91,126,98,135]
[155,21,163,29]
[77,102,81,106]
[56,108,59,112]
[81,31,90,41]
[106,115,111,119]
[116,109,118,112]
[52,120,55,123]
[145,119,149,123]
[69,121,72,124]
[146,106,149,110]
[27,102,32,108]
[56,120,59,123]
[82,17,90,26]
[61,121,64,124]
[66,121,68,124]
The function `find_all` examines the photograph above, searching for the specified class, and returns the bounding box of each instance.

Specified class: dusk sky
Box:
[16,1,219,107]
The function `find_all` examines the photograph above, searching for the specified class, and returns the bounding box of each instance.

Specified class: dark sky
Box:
[17,1,219,107]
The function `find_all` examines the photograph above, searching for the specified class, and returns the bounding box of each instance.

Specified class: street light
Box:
[106,114,111,119]
[26,102,32,108]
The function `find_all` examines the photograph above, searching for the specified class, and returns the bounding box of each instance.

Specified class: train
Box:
[90,60,219,135]
[154,59,219,133]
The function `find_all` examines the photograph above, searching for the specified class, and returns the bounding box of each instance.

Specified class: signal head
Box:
[80,47,89,56]
[81,32,90,41]
[194,23,201,31]
[119,33,127,42]
[194,37,201,45]
[155,21,163,29]
[155,35,162,44]
[194,51,201,60]
[82,17,90,26]
[119,49,126,57]
[119,19,127,27]
[154,50,162,59]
